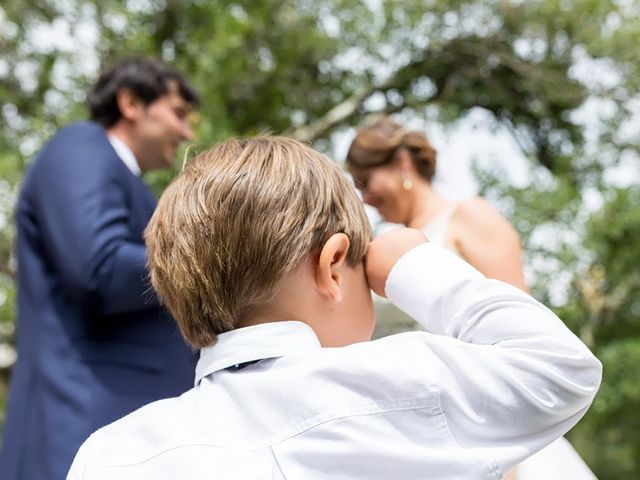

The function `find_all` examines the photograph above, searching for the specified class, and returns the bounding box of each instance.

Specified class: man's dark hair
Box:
[88,56,201,127]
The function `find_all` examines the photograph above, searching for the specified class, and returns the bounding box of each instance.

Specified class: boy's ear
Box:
[315,233,350,302]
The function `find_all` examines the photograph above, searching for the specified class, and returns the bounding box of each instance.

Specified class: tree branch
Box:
[288,85,375,142]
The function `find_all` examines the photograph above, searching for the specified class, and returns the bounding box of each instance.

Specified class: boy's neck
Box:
[239,259,317,329]
[239,245,374,348]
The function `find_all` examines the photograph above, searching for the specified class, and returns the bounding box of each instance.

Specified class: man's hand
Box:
[364,228,427,298]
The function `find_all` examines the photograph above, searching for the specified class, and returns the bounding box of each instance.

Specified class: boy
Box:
[68,137,601,479]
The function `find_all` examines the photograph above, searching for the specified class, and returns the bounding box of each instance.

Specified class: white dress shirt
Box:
[108,135,141,176]
[68,244,601,479]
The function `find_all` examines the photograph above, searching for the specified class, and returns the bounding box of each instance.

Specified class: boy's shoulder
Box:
[69,385,274,478]
[277,330,443,405]
[72,389,200,472]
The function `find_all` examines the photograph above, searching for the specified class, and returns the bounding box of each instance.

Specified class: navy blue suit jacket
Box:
[0,122,196,479]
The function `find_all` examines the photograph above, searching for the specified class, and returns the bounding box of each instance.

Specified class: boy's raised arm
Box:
[365,228,602,473]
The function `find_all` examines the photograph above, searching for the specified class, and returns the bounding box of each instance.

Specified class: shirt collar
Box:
[108,134,142,176]
[195,321,321,386]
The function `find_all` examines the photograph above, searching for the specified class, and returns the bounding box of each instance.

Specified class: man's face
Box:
[134,81,195,172]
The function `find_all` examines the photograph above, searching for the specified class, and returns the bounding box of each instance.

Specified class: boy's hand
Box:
[364,228,427,298]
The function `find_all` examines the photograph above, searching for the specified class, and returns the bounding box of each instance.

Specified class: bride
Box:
[346,116,597,480]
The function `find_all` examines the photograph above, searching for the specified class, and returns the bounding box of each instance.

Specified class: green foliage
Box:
[571,338,640,477]
[1,1,639,477]
[567,188,640,477]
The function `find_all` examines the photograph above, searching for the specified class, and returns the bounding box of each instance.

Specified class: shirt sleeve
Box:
[384,243,602,473]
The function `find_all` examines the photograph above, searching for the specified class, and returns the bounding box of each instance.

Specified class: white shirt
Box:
[68,244,601,479]
[108,135,141,176]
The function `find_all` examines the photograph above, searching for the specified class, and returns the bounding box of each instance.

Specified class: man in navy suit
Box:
[0,57,201,479]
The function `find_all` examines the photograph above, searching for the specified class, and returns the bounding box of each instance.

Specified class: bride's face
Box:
[350,163,411,225]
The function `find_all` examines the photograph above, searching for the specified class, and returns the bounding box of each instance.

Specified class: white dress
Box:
[515,437,597,479]
[421,203,460,249]
[420,203,598,480]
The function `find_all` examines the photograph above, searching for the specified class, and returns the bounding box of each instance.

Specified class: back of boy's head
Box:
[145,136,372,348]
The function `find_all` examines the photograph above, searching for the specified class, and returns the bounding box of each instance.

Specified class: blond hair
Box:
[145,136,371,348]
[346,116,437,181]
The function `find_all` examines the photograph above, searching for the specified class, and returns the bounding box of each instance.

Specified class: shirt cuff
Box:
[384,243,484,326]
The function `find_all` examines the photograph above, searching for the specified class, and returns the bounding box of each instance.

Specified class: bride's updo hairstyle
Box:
[346,117,437,182]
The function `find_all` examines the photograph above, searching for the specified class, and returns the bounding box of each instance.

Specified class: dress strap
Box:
[421,203,459,247]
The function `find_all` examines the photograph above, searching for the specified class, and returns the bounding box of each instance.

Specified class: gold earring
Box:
[402,173,413,191]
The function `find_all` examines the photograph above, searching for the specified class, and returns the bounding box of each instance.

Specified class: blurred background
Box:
[0,1,638,477]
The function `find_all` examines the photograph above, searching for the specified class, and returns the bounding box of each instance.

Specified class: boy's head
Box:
[145,136,374,349]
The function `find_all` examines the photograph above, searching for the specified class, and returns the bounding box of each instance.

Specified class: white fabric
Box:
[419,204,598,479]
[107,135,141,176]
[515,437,598,479]
[68,243,601,480]
[421,203,459,246]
